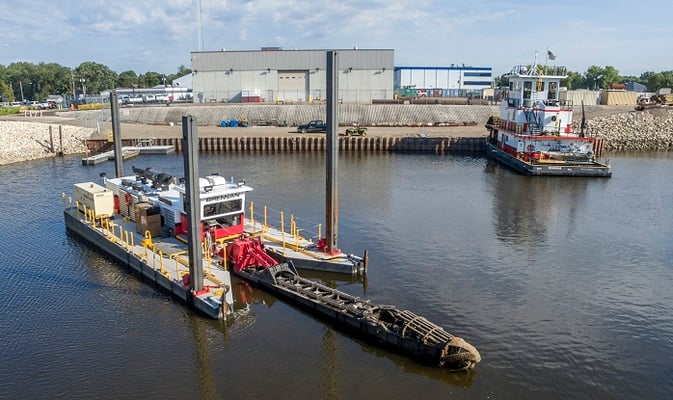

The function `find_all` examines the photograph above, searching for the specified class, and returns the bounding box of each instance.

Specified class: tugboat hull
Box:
[485,141,612,177]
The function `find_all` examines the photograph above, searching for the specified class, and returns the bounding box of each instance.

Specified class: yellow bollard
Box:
[249,201,255,234]
[143,231,154,250]
[282,231,286,256]
[157,250,167,276]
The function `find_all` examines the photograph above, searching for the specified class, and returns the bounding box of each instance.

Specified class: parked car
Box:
[297,120,327,133]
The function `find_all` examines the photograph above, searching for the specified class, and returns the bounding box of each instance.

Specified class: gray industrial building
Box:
[190,48,394,104]
[189,48,493,104]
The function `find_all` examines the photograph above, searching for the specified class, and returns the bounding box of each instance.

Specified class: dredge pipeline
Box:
[228,237,481,371]
[84,136,488,154]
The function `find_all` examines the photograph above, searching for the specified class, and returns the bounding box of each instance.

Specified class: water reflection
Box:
[488,167,590,246]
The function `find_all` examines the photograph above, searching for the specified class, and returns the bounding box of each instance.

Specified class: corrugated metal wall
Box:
[560,90,600,106]
[191,49,394,104]
[601,90,637,106]
[192,49,394,72]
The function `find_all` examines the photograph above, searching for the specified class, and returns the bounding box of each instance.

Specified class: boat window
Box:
[203,199,242,217]
[523,81,532,99]
[548,82,558,100]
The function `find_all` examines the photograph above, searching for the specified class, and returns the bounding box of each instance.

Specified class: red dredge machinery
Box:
[225,236,481,372]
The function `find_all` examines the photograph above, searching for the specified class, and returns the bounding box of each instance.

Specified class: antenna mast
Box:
[197,0,204,51]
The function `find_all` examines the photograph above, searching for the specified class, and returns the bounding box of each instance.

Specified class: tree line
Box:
[496,65,673,92]
[2,60,672,104]
[0,61,191,103]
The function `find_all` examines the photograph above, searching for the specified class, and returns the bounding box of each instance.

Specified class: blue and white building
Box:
[394,65,493,97]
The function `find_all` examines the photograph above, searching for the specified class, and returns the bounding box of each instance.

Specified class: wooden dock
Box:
[82,140,175,165]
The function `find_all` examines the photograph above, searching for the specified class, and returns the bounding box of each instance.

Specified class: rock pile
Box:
[586,109,673,152]
[0,121,92,165]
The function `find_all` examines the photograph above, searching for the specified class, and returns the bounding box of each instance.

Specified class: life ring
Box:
[124,192,131,205]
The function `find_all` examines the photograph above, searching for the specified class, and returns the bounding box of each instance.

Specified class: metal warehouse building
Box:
[190,48,394,104]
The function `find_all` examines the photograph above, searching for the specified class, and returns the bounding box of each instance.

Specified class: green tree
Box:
[118,70,138,88]
[137,71,162,88]
[641,71,673,91]
[4,62,38,101]
[33,62,72,100]
[583,65,622,90]
[602,65,621,88]
[74,62,118,96]
[563,71,584,90]
[0,80,14,102]
[494,74,508,88]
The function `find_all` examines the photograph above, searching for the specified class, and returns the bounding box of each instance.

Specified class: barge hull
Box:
[64,208,232,319]
[485,141,612,177]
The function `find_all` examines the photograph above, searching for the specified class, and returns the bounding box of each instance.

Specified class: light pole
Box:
[80,77,86,98]
[19,81,24,102]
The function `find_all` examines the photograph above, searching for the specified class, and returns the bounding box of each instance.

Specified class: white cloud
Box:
[0,0,670,76]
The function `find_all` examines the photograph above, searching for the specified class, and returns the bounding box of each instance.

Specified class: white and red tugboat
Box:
[485,61,611,177]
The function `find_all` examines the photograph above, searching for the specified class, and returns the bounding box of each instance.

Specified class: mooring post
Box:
[49,126,54,153]
[57,125,64,157]
[183,115,204,293]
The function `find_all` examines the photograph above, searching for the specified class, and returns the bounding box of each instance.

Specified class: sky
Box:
[1,0,671,77]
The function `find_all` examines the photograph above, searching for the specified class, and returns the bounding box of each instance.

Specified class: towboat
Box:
[485,62,611,177]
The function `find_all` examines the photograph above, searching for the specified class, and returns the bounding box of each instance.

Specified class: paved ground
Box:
[4,104,634,141]
[6,113,488,140]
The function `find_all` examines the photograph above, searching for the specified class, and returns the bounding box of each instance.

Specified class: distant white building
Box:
[394,66,493,97]
[171,74,192,90]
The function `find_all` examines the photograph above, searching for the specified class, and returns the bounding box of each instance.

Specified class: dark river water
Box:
[1,151,672,399]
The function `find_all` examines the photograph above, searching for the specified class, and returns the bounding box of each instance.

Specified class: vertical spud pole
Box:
[325,50,339,252]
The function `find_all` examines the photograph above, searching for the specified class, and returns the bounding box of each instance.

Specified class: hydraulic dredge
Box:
[225,236,481,371]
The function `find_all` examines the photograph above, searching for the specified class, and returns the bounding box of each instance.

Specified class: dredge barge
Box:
[485,58,611,177]
[63,167,480,371]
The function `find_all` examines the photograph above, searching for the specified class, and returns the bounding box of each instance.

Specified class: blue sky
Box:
[1,0,670,77]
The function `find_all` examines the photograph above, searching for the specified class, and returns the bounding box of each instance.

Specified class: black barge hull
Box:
[235,263,481,371]
[484,141,612,177]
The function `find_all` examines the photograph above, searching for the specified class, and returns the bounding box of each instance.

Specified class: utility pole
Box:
[70,70,75,101]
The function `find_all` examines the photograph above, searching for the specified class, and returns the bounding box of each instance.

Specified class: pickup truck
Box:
[297,120,326,133]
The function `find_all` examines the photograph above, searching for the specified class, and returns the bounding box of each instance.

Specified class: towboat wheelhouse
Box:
[485,63,611,177]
